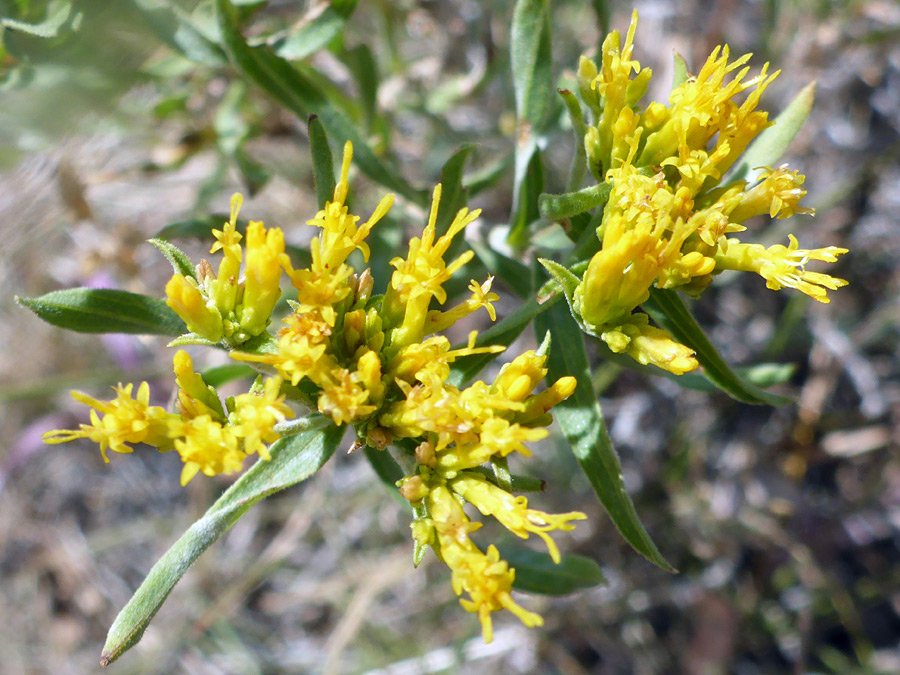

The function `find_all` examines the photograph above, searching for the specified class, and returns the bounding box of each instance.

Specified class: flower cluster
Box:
[43,142,584,639]
[571,11,847,374]
[44,351,293,485]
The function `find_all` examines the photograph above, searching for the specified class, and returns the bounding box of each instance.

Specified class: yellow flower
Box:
[43,383,176,461]
[240,220,287,336]
[229,377,293,460]
[165,273,224,343]
[382,185,481,354]
[714,234,848,303]
[450,473,586,564]
[173,350,226,421]
[600,316,698,375]
[208,194,244,317]
[169,415,244,486]
[428,485,543,643]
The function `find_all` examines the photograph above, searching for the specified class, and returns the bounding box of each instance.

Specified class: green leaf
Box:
[727,81,816,183]
[148,237,196,280]
[272,0,358,61]
[131,0,226,66]
[499,544,606,596]
[17,288,186,336]
[510,0,552,127]
[590,0,611,42]
[364,445,405,487]
[535,302,674,571]
[308,113,335,209]
[100,425,345,666]
[539,183,611,221]
[215,0,425,206]
[342,43,378,132]
[466,153,513,197]
[559,88,588,192]
[467,467,545,493]
[643,288,792,406]
[508,143,544,246]
[672,51,689,89]
[200,363,257,387]
[1,0,77,39]
[538,258,580,305]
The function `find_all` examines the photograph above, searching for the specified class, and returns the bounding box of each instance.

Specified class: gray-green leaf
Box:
[100,424,345,666]
[727,81,816,184]
[535,302,674,571]
[643,288,791,406]
[500,544,606,596]
[17,288,186,336]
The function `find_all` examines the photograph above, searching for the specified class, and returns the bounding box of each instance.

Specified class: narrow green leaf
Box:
[100,425,344,666]
[672,51,689,89]
[215,0,425,206]
[466,153,513,197]
[17,288,185,336]
[148,238,196,280]
[499,544,606,596]
[200,363,257,388]
[364,445,405,487]
[1,1,76,39]
[342,43,378,132]
[727,81,816,183]
[272,0,358,61]
[539,183,611,221]
[559,88,588,192]
[510,0,552,126]
[132,0,226,66]
[538,258,580,304]
[643,288,791,406]
[508,144,544,246]
[308,114,335,209]
[535,302,674,571]
[590,0,611,42]
[467,467,545,493]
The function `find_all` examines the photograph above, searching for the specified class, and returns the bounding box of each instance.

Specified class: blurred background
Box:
[1,0,898,673]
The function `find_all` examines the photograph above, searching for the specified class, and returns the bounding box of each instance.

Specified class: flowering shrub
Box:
[17,2,847,666]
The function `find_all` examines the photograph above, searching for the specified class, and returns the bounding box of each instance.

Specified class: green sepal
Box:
[672,51,689,89]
